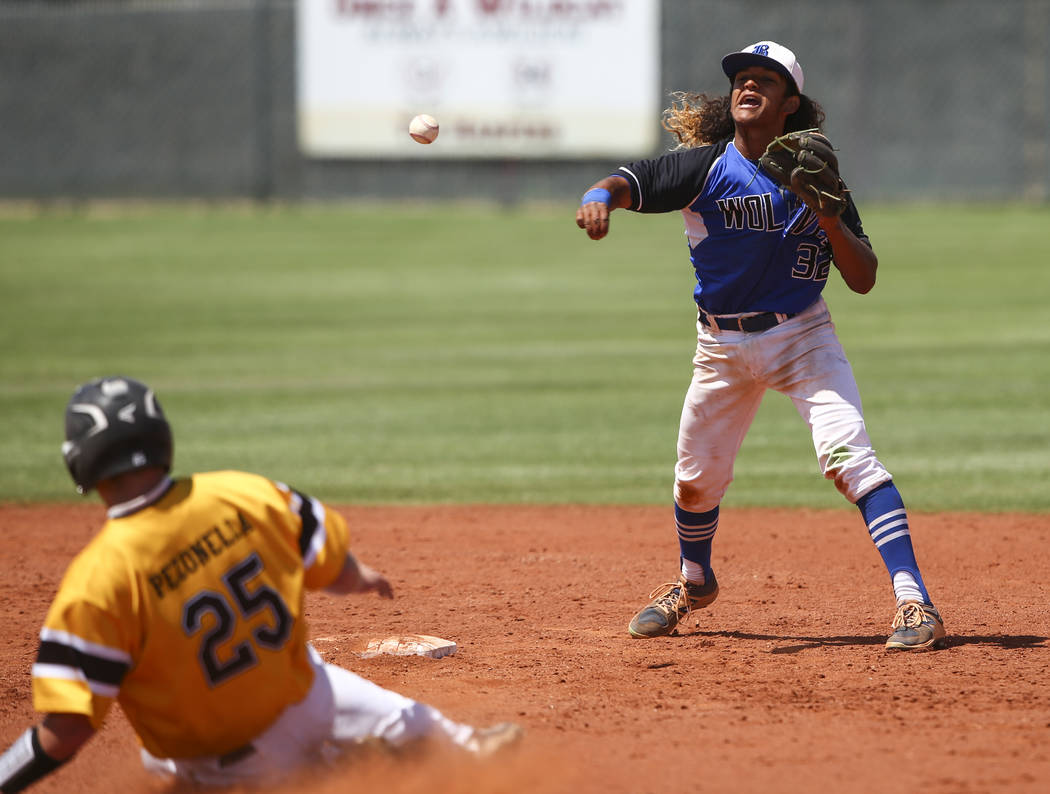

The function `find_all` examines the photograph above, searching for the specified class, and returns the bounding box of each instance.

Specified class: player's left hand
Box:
[328,553,395,598]
[356,563,394,599]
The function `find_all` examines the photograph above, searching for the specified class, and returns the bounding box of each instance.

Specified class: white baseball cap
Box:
[721,41,804,94]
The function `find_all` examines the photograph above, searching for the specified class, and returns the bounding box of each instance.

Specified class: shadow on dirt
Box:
[679,629,1048,653]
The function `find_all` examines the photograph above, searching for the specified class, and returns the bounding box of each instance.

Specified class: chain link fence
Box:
[1,0,1048,202]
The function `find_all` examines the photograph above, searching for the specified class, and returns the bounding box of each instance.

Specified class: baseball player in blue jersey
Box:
[575,41,945,650]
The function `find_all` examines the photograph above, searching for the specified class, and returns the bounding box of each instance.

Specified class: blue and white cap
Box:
[721,41,804,94]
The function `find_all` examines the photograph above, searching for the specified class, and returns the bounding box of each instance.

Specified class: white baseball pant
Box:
[140,645,476,787]
[674,296,892,511]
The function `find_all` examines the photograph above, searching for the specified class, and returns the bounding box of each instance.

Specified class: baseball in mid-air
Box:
[409,114,439,144]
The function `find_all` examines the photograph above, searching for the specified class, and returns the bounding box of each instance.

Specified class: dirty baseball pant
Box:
[140,645,476,787]
[674,296,892,511]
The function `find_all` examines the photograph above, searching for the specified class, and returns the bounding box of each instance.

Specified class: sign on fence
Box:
[296,0,660,158]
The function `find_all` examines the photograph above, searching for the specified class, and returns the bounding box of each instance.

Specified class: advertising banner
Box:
[297,0,661,158]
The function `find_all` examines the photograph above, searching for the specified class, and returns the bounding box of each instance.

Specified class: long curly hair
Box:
[662,92,826,148]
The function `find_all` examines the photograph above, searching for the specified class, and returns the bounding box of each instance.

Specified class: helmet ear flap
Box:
[62,377,173,494]
[61,438,88,494]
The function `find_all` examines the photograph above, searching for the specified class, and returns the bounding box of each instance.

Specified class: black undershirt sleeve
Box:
[614,140,729,214]
[840,195,872,249]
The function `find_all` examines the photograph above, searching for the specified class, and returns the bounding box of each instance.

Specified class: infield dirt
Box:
[2,503,1048,793]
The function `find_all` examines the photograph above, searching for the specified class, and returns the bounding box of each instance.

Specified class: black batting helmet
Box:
[62,376,173,494]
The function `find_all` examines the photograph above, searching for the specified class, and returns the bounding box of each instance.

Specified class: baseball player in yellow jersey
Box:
[0,376,521,793]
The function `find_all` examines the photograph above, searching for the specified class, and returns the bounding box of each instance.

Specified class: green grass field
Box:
[2,203,1047,511]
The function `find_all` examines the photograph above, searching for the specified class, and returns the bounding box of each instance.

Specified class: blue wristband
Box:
[581,188,611,206]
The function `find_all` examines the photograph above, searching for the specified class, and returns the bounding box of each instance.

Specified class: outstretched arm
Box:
[820,215,878,294]
[575,175,632,240]
[0,713,94,793]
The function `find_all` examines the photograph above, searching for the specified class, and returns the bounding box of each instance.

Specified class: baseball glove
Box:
[759,130,848,217]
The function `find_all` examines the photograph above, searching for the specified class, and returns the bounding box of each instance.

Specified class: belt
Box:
[217,743,256,767]
[698,309,798,333]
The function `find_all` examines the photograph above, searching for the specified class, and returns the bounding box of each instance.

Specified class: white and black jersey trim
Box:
[275,481,327,567]
[107,476,175,519]
[276,482,328,570]
[616,166,645,210]
[295,489,328,569]
[32,628,131,698]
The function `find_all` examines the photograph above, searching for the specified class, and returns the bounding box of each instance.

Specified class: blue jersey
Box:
[616,138,871,315]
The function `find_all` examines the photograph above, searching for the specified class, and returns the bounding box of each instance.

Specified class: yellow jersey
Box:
[31,471,350,759]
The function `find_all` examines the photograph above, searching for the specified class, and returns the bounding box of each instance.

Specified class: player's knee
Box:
[390,702,445,745]
[674,480,723,512]
[820,445,890,503]
[825,468,851,498]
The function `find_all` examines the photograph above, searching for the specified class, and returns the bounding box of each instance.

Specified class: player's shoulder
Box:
[162,471,292,524]
[56,522,135,603]
[620,138,733,212]
[190,470,283,497]
[658,138,730,182]
[189,470,314,522]
[652,137,732,167]
[680,136,733,156]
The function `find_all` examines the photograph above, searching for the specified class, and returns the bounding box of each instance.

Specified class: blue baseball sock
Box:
[675,503,718,584]
[856,481,932,606]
